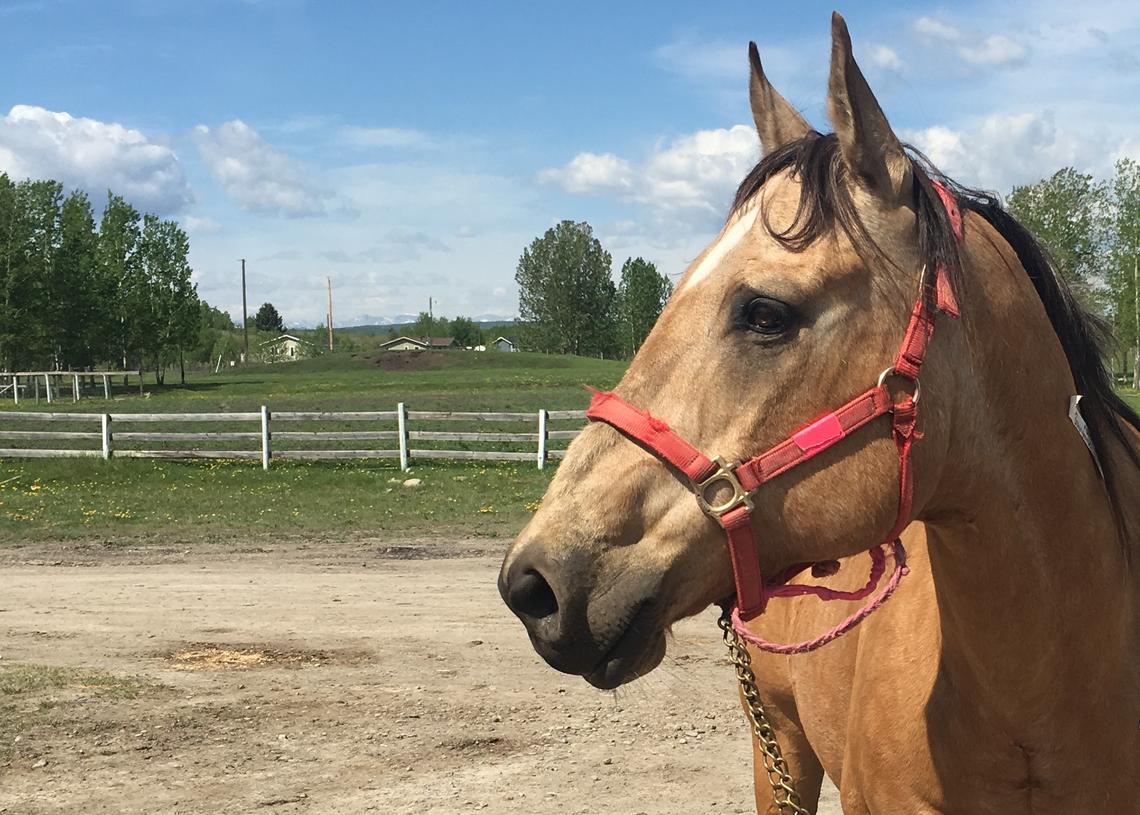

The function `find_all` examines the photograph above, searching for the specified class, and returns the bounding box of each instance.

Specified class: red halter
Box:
[586,183,962,653]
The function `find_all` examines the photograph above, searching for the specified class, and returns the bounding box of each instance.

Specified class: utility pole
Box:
[428,296,433,321]
[241,258,249,363]
[327,277,334,352]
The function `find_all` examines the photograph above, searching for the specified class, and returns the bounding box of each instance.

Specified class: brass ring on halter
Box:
[877,366,921,406]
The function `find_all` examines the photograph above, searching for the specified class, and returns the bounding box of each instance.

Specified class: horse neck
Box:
[920,219,1138,730]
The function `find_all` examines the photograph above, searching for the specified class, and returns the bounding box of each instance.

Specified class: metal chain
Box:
[719,613,811,815]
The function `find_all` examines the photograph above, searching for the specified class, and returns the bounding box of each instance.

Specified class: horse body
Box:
[501,14,1140,812]
[746,208,1140,813]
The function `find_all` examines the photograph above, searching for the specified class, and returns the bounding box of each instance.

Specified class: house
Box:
[378,336,456,352]
[259,334,312,362]
[493,336,518,352]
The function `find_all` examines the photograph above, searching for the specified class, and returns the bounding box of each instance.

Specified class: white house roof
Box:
[259,333,310,346]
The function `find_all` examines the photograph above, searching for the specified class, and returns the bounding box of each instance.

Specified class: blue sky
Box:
[2,0,1138,326]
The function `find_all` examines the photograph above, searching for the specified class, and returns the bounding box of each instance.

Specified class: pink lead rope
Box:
[585,182,962,654]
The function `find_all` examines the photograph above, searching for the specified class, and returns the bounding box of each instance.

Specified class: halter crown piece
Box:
[586,182,963,654]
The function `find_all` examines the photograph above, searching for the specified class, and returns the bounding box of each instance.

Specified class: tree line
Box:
[515,220,672,359]
[0,172,230,383]
[1006,159,1140,387]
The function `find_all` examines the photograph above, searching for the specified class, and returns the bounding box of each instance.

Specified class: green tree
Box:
[1108,158,1140,387]
[515,220,617,357]
[616,257,672,357]
[448,316,483,348]
[0,179,63,369]
[136,217,198,383]
[52,190,99,368]
[1007,169,1109,312]
[190,302,237,364]
[254,302,284,333]
[96,193,142,368]
[407,311,450,339]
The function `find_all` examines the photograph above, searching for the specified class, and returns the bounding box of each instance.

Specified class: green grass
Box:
[0,352,617,543]
[0,664,142,700]
[0,350,626,414]
[0,457,553,542]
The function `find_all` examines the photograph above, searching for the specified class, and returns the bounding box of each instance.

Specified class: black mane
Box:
[732,131,1140,547]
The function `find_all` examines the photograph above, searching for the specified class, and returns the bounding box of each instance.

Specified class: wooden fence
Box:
[0,404,587,470]
[2,371,143,404]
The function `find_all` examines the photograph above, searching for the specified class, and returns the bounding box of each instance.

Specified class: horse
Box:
[499,13,1140,814]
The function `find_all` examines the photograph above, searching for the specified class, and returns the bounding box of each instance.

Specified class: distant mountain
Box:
[338,318,518,334]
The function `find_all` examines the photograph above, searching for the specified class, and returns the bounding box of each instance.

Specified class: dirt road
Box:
[0,539,839,814]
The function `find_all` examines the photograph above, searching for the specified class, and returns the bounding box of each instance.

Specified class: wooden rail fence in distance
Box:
[2,371,143,404]
[0,405,587,470]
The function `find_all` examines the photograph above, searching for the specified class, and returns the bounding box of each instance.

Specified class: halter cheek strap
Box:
[585,182,962,654]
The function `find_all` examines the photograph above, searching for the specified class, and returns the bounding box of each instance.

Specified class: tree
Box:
[408,311,450,339]
[448,316,483,347]
[616,257,672,357]
[1108,158,1140,388]
[254,302,284,333]
[1007,169,1109,312]
[96,193,142,368]
[52,190,99,368]
[0,172,219,380]
[515,220,618,357]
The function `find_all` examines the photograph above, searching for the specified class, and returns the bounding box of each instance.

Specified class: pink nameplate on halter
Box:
[793,413,844,452]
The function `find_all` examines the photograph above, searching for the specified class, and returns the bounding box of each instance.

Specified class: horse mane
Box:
[731,131,1140,548]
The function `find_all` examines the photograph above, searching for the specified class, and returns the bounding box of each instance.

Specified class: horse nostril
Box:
[508,569,559,620]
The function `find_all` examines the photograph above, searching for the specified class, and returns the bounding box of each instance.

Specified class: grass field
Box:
[1,351,1137,544]
[0,351,624,543]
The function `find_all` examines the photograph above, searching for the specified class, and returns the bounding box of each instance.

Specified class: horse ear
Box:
[826,13,912,203]
[749,41,811,155]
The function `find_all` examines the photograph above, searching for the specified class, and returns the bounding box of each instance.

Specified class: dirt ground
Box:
[0,538,840,814]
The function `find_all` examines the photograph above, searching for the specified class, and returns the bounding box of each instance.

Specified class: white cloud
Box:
[181,215,220,233]
[536,152,633,195]
[191,120,331,217]
[654,38,743,80]
[0,104,192,213]
[959,34,1028,67]
[316,228,451,264]
[914,16,961,42]
[339,126,432,149]
[539,124,758,217]
[903,110,1110,193]
[868,44,904,72]
[912,15,1027,69]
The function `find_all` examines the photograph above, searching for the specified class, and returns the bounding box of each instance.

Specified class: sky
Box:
[1,0,1138,327]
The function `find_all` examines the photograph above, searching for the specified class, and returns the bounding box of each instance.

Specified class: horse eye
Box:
[743,297,794,336]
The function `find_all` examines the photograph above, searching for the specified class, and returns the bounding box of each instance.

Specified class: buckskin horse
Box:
[499,13,1140,814]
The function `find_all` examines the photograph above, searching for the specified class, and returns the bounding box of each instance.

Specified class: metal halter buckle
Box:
[694,456,754,518]
[877,366,921,406]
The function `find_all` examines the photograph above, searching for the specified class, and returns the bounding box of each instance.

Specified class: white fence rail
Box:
[2,371,143,404]
[0,404,587,470]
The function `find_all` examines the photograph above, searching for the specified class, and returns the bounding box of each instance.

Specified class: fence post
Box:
[397,402,409,471]
[537,409,548,470]
[73,373,80,403]
[101,414,112,460]
[261,404,271,471]
[12,374,18,405]
[44,374,52,404]
[102,374,110,399]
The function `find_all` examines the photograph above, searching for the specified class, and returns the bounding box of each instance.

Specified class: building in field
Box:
[493,336,518,352]
[258,333,313,362]
[378,336,456,352]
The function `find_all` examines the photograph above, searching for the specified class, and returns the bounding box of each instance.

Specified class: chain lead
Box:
[719,612,811,815]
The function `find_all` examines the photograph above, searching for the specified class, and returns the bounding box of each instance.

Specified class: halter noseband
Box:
[585,183,962,654]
